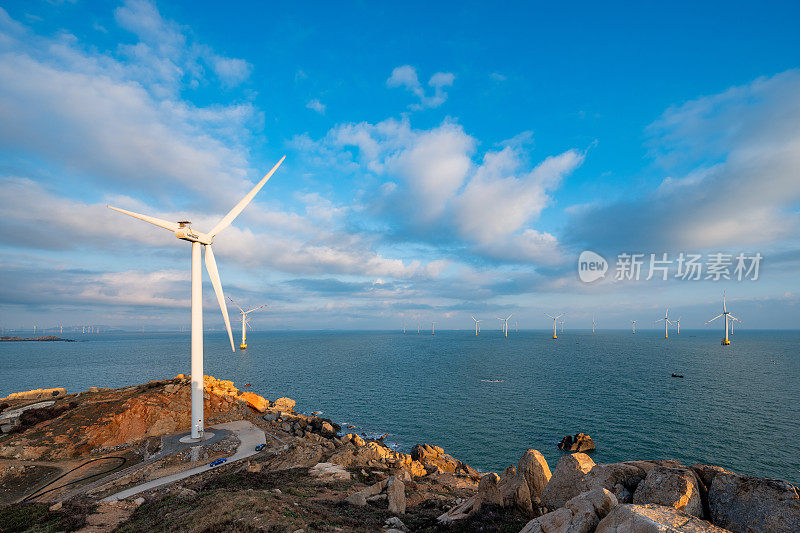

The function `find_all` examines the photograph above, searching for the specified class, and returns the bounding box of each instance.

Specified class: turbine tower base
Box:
[240,343,247,350]
[721,339,730,345]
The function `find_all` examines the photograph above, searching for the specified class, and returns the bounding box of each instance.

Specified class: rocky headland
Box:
[0,376,798,532]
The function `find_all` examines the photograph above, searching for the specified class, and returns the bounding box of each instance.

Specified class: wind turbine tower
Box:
[109,157,285,440]
[631,320,637,334]
[655,307,673,339]
[471,315,482,336]
[431,321,436,335]
[495,314,512,338]
[228,298,266,350]
[544,313,564,339]
[704,291,741,345]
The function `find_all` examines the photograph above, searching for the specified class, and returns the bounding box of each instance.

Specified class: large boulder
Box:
[521,488,618,533]
[239,391,268,413]
[541,453,597,509]
[543,456,681,510]
[271,397,295,412]
[410,443,477,477]
[499,465,534,514]
[633,467,703,518]
[707,471,800,532]
[518,449,552,500]
[474,472,502,511]
[558,433,596,453]
[597,504,729,532]
[386,475,406,514]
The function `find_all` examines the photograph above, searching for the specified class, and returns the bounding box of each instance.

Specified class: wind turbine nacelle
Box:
[174,227,213,244]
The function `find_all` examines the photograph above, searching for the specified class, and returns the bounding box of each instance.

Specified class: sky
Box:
[1,0,799,331]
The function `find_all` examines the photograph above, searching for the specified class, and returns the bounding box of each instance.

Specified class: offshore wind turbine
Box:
[108,157,285,440]
[631,320,637,334]
[675,317,681,335]
[560,319,565,333]
[592,314,595,334]
[544,313,564,339]
[495,314,512,338]
[704,291,741,345]
[471,315,482,336]
[228,298,267,350]
[431,321,436,335]
[654,307,673,339]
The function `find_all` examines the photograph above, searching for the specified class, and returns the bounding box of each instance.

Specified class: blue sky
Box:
[1,0,799,331]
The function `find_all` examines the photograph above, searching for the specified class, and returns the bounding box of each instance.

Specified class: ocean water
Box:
[1,329,798,485]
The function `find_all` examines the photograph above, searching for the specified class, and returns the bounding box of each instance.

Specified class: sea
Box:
[1,329,798,485]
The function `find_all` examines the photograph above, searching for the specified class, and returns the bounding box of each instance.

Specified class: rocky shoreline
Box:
[0,376,798,532]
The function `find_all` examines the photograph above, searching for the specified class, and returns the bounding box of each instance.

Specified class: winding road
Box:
[101,420,266,502]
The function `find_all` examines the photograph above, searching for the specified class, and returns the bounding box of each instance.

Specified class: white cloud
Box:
[295,117,584,265]
[568,69,800,251]
[306,98,326,114]
[387,65,455,110]
[0,11,263,207]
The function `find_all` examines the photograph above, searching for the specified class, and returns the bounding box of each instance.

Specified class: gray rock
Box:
[384,516,406,530]
[387,475,406,514]
[518,449,552,500]
[596,504,728,532]
[345,491,367,506]
[520,488,618,533]
[633,467,703,518]
[708,471,800,533]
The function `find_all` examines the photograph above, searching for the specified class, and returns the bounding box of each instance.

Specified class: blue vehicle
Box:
[255,443,266,452]
[209,458,227,467]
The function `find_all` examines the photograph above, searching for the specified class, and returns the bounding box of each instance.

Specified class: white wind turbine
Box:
[471,315,482,336]
[544,313,564,339]
[631,320,637,334]
[704,291,741,346]
[108,157,285,440]
[592,314,595,334]
[431,321,436,335]
[654,307,673,339]
[228,298,267,350]
[675,316,681,335]
[495,313,513,338]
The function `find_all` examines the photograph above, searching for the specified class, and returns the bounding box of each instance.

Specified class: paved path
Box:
[101,421,265,502]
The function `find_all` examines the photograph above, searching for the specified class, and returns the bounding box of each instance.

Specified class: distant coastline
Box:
[0,336,74,342]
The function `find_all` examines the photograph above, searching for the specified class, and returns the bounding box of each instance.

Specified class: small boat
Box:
[481,379,503,383]
[244,383,252,388]
[671,373,684,378]
[311,411,323,416]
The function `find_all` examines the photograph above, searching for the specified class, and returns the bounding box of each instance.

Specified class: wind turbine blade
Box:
[556,313,564,319]
[654,318,665,323]
[245,304,268,314]
[107,206,179,232]
[227,296,244,313]
[703,314,723,325]
[723,291,727,313]
[204,245,234,352]
[471,315,476,322]
[544,313,555,319]
[208,157,285,237]
[729,314,742,323]
[506,313,513,320]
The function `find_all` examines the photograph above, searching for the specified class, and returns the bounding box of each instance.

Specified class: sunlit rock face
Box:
[0,375,269,460]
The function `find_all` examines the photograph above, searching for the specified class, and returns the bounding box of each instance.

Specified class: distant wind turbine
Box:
[704,291,741,346]
[675,317,681,335]
[431,321,436,335]
[592,314,595,334]
[631,320,637,334]
[544,313,564,339]
[108,157,285,440]
[495,314,513,338]
[228,298,267,350]
[654,307,673,339]
[471,315,482,336]
[560,319,565,333]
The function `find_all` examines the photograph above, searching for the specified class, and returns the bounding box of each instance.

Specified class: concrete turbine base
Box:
[179,431,216,444]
